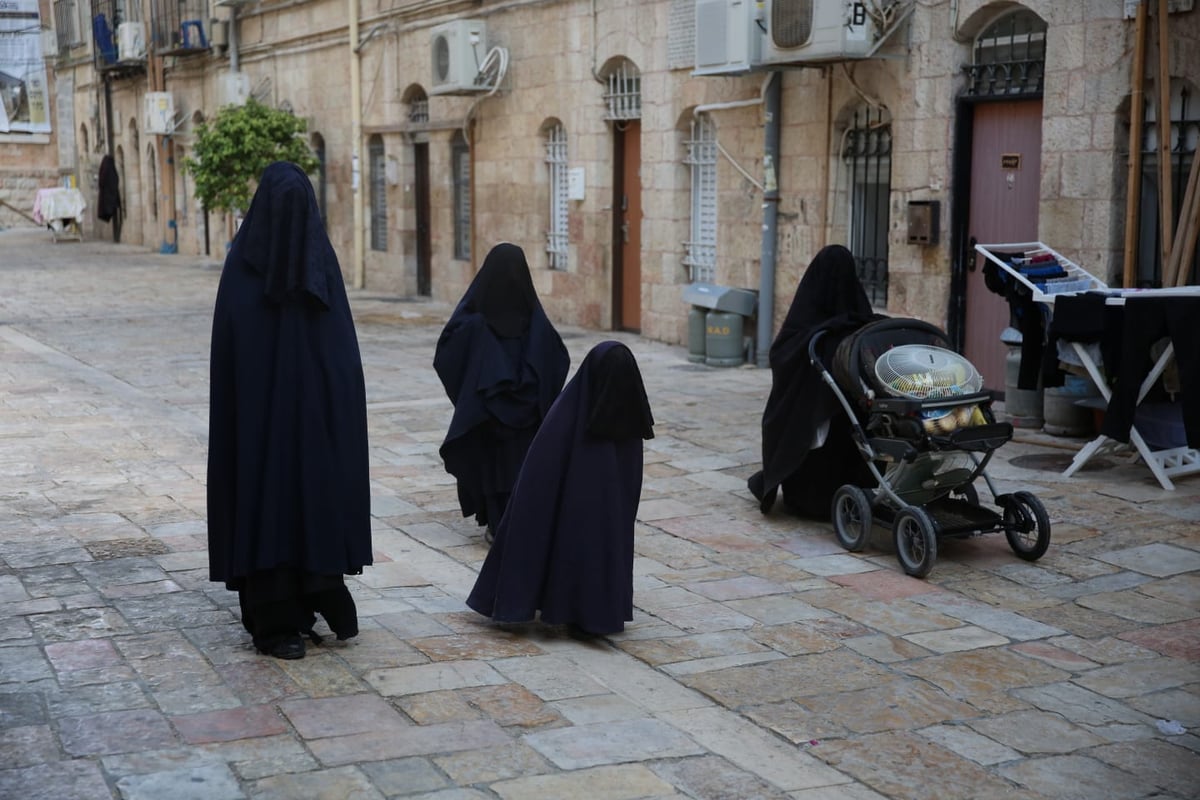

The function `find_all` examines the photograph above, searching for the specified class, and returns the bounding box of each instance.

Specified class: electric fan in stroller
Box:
[811,317,1051,578]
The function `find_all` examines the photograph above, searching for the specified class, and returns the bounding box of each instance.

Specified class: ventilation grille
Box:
[772,0,814,48]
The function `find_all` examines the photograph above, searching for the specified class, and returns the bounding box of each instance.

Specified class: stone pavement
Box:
[0,226,1197,800]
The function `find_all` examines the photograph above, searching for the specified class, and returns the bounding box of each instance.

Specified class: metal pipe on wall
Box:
[756,71,782,368]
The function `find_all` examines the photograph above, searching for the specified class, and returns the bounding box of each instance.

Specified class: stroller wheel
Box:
[1002,491,1051,561]
[893,507,938,578]
[832,485,873,552]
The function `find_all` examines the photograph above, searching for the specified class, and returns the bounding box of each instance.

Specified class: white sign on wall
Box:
[0,0,52,134]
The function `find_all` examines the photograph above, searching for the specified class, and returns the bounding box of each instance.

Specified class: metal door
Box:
[965,100,1043,392]
[614,121,642,331]
[414,143,431,296]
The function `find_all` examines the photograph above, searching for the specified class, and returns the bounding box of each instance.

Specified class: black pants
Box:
[238,568,358,651]
[1100,296,1200,448]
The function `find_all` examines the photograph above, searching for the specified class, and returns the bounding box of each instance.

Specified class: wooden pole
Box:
[1169,153,1200,286]
[1155,0,1174,276]
[1123,0,1149,287]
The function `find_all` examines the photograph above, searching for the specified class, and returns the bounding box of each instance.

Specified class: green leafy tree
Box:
[183,98,318,214]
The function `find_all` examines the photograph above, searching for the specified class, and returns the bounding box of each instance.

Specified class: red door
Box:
[965,100,1043,392]
[614,121,642,331]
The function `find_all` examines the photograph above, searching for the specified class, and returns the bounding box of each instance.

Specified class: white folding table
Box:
[975,241,1200,490]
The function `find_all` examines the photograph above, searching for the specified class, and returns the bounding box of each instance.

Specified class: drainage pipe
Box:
[756,71,781,368]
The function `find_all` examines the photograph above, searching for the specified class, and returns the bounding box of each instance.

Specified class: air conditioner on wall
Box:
[693,0,764,76]
[144,92,175,135]
[429,19,487,95]
[217,72,250,107]
[759,0,877,65]
[117,22,146,62]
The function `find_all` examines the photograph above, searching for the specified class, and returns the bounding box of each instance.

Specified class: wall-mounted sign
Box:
[0,0,51,134]
[1001,153,1022,170]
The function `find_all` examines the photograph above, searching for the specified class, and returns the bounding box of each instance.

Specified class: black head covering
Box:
[207,160,371,589]
[97,154,121,223]
[434,243,570,529]
[587,343,655,441]
[467,341,650,635]
[227,161,333,309]
[748,245,881,516]
[462,242,538,338]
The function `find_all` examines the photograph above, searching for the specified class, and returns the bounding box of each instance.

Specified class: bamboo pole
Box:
[1169,153,1200,286]
[1155,0,1173,275]
[1123,0,1149,287]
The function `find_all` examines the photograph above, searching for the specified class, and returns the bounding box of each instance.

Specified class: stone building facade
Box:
[19,0,1200,377]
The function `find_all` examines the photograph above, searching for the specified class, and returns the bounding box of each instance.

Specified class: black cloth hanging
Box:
[434,243,570,530]
[466,341,653,635]
[97,154,121,223]
[982,258,1045,390]
[207,162,371,652]
[747,245,882,517]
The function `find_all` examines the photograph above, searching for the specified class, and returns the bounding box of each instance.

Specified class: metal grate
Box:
[964,9,1046,98]
[54,0,84,55]
[452,134,471,261]
[1136,81,1199,286]
[604,62,642,121]
[684,113,718,283]
[544,123,569,270]
[148,0,208,56]
[842,106,892,307]
[771,0,814,49]
[369,136,387,252]
[408,97,428,124]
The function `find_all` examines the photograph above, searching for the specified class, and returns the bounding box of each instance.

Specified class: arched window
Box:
[79,124,89,156]
[1135,79,1199,286]
[368,135,387,251]
[684,112,717,283]
[311,132,327,230]
[544,121,569,269]
[840,105,892,306]
[965,9,1046,98]
[602,59,641,121]
[407,88,429,124]
[452,131,471,261]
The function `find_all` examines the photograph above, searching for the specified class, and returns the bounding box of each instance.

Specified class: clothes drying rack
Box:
[975,241,1200,490]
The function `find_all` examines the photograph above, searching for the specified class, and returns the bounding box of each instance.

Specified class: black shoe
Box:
[258,633,305,660]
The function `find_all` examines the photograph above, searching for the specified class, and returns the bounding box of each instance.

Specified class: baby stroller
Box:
[811,317,1051,577]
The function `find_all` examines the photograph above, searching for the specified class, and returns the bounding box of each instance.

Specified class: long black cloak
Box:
[748,244,881,517]
[466,341,654,635]
[207,162,372,594]
[434,243,569,530]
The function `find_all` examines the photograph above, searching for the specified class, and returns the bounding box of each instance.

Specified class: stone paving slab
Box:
[1,229,1198,798]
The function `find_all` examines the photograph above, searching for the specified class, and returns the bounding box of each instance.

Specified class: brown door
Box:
[414,142,431,296]
[613,121,642,331]
[965,100,1043,392]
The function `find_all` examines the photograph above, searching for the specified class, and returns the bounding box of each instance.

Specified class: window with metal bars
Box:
[841,106,892,307]
[1135,79,1199,287]
[684,113,718,283]
[544,122,569,269]
[408,97,428,125]
[369,136,387,252]
[965,9,1046,98]
[312,132,328,231]
[603,61,642,121]
[452,132,471,261]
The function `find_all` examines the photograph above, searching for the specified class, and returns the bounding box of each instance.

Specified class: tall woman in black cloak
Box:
[207,162,372,660]
[467,341,655,635]
[434,243,570,538]
[747,245,884,518]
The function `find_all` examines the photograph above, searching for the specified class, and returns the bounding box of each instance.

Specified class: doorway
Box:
[613,120,642,332]
[414,142,431,296]
[963,100,1044,393]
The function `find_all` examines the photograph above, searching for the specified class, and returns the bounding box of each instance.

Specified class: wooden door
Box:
[614,121,642,331]
[414,143,431,296]
[965,100,1043,392]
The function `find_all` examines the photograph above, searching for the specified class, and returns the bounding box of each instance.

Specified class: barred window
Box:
[544,122,569,269]
[603,60,641,121]
[452,132,471,261]
[841,106,891,307]
[684,113,718,283]
[965,9,1046,98]
[369,136,387,252]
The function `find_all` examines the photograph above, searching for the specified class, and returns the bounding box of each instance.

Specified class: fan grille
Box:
[875,345,983,400]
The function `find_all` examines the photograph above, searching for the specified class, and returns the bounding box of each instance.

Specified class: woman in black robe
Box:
[207,161,372,660]
[434,243,569,538]
[747,244,883,518]
[467,341,654,635]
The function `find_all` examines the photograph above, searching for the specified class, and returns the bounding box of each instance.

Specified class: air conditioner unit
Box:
[144,92,175,135]
[117,22,146,62]
[429,19,487,95]
[693,0,764,76]
[217,71,250,107]
[760,0,877,65]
